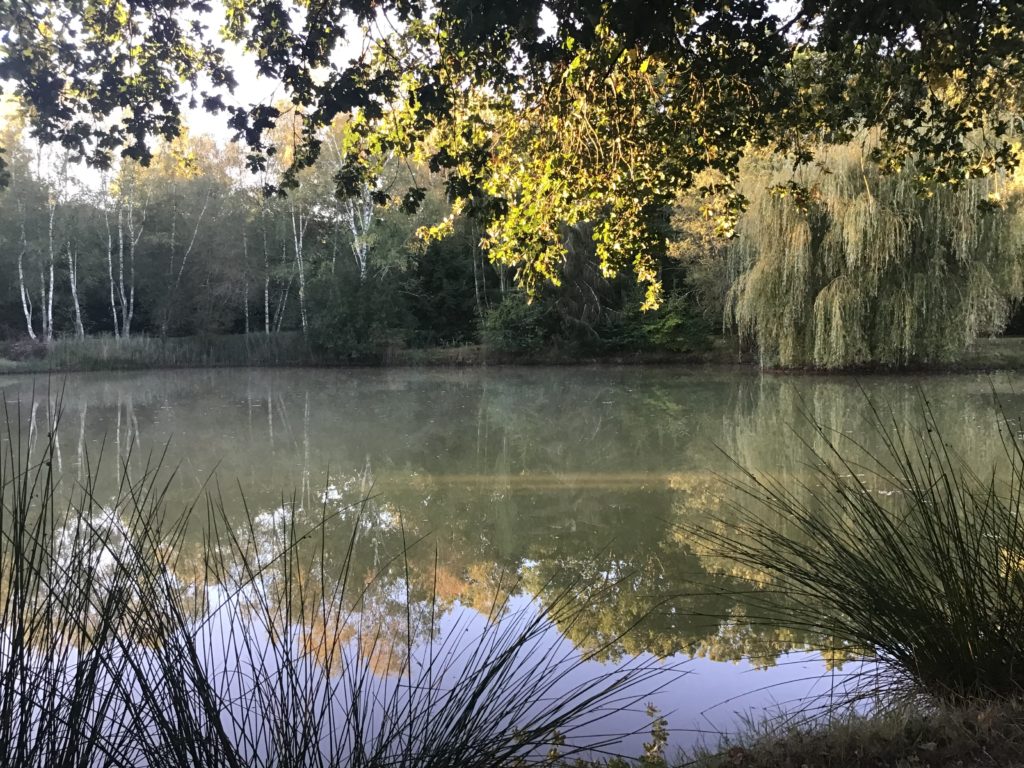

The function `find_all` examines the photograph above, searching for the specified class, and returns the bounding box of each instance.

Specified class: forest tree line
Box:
[2,108,1023,369]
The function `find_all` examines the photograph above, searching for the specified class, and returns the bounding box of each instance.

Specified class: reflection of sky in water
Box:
[166,585,869,758]
[2,366,1014,756]
[426,596,870,757]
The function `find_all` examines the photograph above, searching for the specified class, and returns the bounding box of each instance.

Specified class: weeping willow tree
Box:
[727,136,1024,369]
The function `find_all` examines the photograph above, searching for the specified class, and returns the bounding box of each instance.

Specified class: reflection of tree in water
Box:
[14,369,1024,672]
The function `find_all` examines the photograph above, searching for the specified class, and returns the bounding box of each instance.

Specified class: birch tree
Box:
[15,194,36,340]
[101,177,120,337]
[266,107,320,336]
[118,184,144,338]
[323,118,385,281]
[35,146,77,342]
[101,162,147,338]
[66,239,84,337]
[138,134,220,336]
[289,200,309,333]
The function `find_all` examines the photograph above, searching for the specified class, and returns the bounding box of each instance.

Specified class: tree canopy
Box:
[3,0,1022,303]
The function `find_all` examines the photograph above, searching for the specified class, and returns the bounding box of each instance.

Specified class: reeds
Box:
[0,398,671,767]
[695,392,1024,701]
[18,332,315,372]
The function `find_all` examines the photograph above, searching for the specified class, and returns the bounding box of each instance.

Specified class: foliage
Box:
[598,291,714,354]
[726,137,1024,368]
[693,395,1024,700]
[306,266,415,359]
[667,186,733,326]
[405,218,494,347]
[3,1,1023,303]
[481,294,552,354]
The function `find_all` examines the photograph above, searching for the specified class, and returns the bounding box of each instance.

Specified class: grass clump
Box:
[694,392,1024,702]
[0,397,671,767]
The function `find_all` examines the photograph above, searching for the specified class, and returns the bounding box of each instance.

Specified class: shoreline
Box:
[684,699,1024,768]
[3,335,1024,376]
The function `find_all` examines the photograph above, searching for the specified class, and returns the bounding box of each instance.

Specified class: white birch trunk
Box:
[15,187,36,339]
[242,229,250,334]
[290,203,309,334]
[342,187,374,280]
[44,199,56,342]
[125,203,142,337]
[104,203,120,338]
[264,272,271,335]
[327,128,381,281]
[262,207,271,335]
[17,223,36,340]
[117,208,129,338]
[67,240,84,337]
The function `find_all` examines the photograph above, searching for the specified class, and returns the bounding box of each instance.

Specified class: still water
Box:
[2,366,1018,757]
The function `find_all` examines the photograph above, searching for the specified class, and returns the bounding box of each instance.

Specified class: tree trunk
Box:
[342,187,374,280]
[125,204,139,337]
[242,229,250,334]
[17,236,35,341]
[15,192,37,340]
[44,200,56,342]
[261,204,271,335]
[275,284,291,333]
[67,240,84,337]
[290,203,309,334]
[117,208,129,338]
[104,204,120,337]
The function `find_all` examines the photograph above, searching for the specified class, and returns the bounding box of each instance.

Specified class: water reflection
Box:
[3,367,1019,750]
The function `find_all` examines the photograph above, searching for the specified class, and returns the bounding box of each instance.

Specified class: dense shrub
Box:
[307,268,414,359]
[406,231,489,346]
[599,290,714,353]
[481,294,552,353]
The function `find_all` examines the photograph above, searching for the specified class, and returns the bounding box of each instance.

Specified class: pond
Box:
[1,365,1019,759]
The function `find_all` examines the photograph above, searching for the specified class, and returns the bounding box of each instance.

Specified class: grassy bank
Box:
[688,700,1024,768]
[0,332,319,372]
[5,333,1024,374]
[0,332,742,373]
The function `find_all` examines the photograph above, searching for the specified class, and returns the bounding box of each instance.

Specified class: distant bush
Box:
[481,294,552,353]
[597,290,714,353]
[307,269,414,359]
